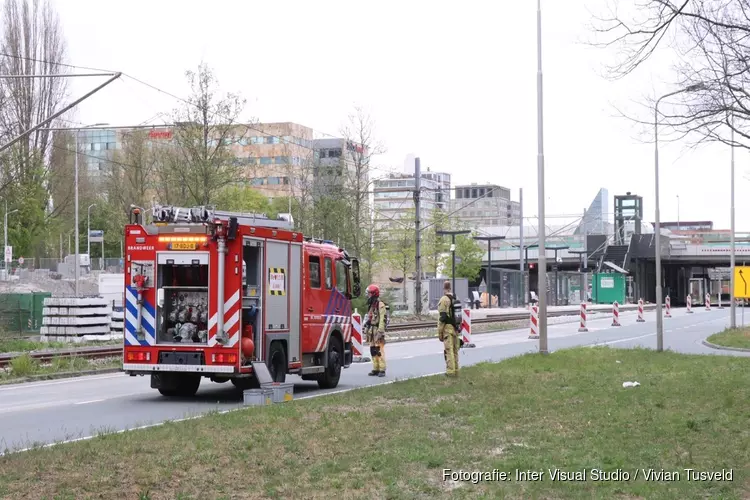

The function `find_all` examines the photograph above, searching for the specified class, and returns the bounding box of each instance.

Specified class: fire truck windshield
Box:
[155,257,209,344]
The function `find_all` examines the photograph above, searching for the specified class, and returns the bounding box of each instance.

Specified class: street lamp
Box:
[474,235,506,308]
[87,203,96,257]
[436,229,471,299]
[41,122,109,297]
[536,0,549,354]
[3,201,18,267]
[654,83,704,351]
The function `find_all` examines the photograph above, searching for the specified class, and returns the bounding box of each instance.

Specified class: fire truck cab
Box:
[122,204,361,397]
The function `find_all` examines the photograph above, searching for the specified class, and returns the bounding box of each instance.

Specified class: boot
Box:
[378,371,386,377]
[368,370,380,376]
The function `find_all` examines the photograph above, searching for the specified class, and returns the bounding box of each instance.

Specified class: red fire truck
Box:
[122,205,361,397]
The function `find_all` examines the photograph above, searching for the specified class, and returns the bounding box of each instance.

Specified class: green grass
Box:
[0,354,121,384]
[0,337,121,354]
[707,327,750,350]
[1,347,748,499]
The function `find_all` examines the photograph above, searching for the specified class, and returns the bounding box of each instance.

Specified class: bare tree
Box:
[0,0,68,191]
[590,1,750,150]
[165,62,248,205]
[339,106,385,282]
[107,129,161,214]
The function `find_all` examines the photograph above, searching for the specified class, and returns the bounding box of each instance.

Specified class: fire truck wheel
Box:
[317,336,343,389]
[157,374,201,397]
[267,341,287,383]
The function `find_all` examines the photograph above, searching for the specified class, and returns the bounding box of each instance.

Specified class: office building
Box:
[372,167,452,234]
[450,183,520,228]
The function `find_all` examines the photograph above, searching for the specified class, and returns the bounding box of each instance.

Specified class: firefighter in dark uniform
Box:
[437,280,460,377]
[364,284,387,377]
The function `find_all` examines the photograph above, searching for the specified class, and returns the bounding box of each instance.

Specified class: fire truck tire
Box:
[157,373,201,397]
[317,336,343,389]
[267,341,287,383]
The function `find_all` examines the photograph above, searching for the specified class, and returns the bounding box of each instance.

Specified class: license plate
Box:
[170,242,196,250]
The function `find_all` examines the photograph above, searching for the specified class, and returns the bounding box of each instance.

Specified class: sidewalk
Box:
[428,302,648,320]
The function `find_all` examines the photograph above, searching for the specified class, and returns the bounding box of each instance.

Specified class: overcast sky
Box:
[53,0,746,231]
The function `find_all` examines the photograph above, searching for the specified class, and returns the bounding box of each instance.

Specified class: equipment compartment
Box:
[155,253,210,344]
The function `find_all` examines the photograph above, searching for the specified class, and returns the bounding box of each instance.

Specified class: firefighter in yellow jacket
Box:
[438,280,460,377]
[364,284,387,377]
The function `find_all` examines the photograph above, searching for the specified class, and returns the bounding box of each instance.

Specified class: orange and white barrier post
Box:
[718,291,724,309]
[636,298,645,322]
[461,308,475,348]
[578,302,588,332]
[351,309,370,363]
[529,305,539,339]
[686,295,693,314]
[705,293,711,311]
[611,301,621,326]
[665,296,672,318]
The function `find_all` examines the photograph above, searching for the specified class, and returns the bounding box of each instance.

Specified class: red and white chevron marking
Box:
[529,305,539,339]
[705,293,711,311]
[208,290,241,347]
[636,298,645,322]
[351,312,363,356]
[314,315,352,353]
[578,302,588,332]
[665,296,672,317]
[611,301,620,326]
[460,308,471,345]
[686,294,693,313]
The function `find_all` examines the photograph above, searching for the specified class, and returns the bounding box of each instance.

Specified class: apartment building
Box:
[312,137,369,198]
[450,183,520,228]
[373,167,451,234]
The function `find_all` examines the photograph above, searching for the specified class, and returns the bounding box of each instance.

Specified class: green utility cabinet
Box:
[591,272,626,305]
[0,291,51,334]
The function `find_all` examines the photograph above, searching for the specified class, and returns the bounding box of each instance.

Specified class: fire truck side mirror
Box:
[351,258,361,298]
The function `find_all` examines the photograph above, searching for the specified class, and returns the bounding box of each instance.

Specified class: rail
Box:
[0,303,655,368]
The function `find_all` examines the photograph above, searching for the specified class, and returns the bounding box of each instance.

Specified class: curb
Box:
[701,339,750,353]
[0,367,122,386]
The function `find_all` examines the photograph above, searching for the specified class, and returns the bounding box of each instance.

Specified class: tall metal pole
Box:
[414,157,422,315]
[87,203,96,258]
[519,188,524,272]
[452,234,456,295]
[74,131,80,297]
[536,0,548,353]
[730,113,736,328]
[653,83,705,351]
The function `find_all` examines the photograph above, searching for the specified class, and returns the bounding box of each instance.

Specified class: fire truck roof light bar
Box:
[148,204,294,230]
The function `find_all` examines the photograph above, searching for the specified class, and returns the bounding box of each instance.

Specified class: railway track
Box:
[0,304,655,368]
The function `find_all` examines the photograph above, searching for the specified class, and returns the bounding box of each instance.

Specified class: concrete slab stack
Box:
[40,297,117,343]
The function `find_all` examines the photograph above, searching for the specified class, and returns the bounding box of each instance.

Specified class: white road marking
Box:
[0,373,123,392]
[74,399,106,405]
[586,333,655,347]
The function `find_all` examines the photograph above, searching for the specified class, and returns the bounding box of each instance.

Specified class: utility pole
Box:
[730,112,736,328]
[519,188,525,303]
[4,200,18,268]
[536,0,549,354]
[414,157,422,316]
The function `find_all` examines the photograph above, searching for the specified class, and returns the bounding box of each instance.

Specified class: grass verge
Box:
[706,327,750,350]
[0,337,121,354]
[1,347,748,499]
[0,355,121,385]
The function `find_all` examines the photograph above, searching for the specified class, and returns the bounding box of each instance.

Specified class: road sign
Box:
[3,246,11,263]
[89,230,104,243]
[18,256,24,265]
[734,266,750,298]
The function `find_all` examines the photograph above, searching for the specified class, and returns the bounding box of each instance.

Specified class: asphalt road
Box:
[1,305,748,454]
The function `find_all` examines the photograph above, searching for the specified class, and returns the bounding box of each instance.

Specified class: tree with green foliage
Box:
[382,210,416,301]
[449,232,484,281]
[421,207,452,277]
[163,62,249,206]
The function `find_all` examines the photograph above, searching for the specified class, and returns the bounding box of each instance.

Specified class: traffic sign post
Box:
[734,266,750,299]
